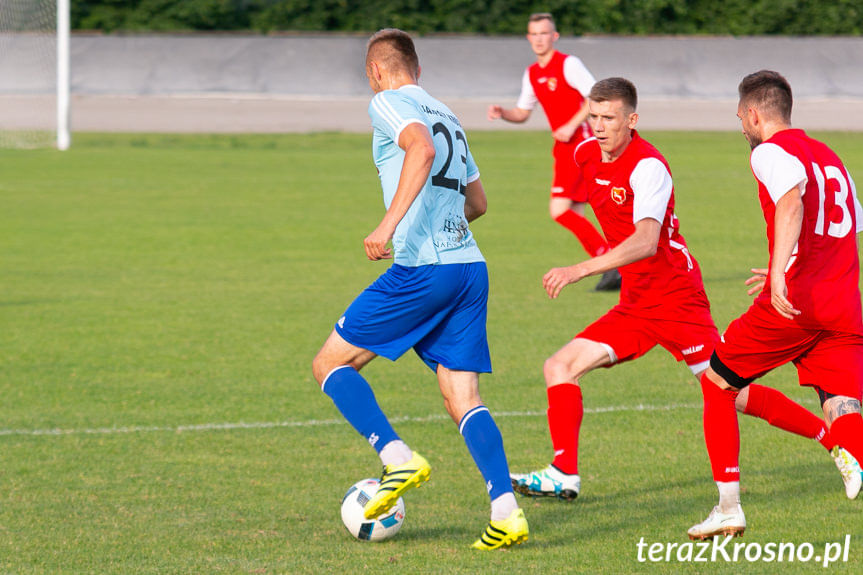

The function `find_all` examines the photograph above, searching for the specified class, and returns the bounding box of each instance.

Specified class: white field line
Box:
[0,402,702,438]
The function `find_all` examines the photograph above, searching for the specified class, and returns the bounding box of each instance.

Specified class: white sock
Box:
[717,481,741,514]
[379,440,412,467]
[490,492,519,521]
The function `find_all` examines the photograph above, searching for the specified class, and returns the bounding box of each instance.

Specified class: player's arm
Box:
[744,268,769,296]
[488,105,531,123]
[554,56,595,142]
[769,185,804,319]
[364,123,435,261]
[543,156,669,298]
[543,218,659,298]
[488,69,534,123]
[463,178,487,222]
[552,100,590,143]
[749,143,806,317]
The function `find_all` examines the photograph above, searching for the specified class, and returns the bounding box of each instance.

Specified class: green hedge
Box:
[72,0,863,35]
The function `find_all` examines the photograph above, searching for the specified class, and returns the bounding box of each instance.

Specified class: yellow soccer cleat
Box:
[471,508,529,550]
[363,451,431,519]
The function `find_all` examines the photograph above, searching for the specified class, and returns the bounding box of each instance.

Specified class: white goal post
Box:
[0,0,70,149]
[56,0,69,149]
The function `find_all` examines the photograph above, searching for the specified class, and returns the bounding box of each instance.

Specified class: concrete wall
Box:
[3,34,863,99]
[2,34,862,132]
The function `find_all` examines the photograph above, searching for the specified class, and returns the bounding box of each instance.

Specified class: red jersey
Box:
[750,129,863,334]
[575,131,710,320]
[522,51,593,141]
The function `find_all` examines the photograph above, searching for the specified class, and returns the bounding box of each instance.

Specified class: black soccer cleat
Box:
[594,269,622,291]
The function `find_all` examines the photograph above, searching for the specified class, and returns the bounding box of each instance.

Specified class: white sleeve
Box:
[630,158,673,224]
[515,69,537,111]
[750,143,808,204]
[563,55,595,95]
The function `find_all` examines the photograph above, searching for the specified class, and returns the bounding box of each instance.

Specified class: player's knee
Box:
[543,355,574,386]
[707,354,751,390]
[443,396,482,425]
[569,201,586,216]
[822,394,862,426]
[549,196,570,219]
[734,386,750,412]
[312,348,344,387]
[311,352,329,386]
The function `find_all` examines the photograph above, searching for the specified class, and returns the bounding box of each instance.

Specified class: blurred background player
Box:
[311,28,528,550]
[487,12,620,291]
[510,77,860,504]
[688,70,863,540]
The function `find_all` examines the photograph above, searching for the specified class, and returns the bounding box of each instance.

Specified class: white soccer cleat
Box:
[510,465,580,501]
[687,505,746,540]
[831,446,862,500]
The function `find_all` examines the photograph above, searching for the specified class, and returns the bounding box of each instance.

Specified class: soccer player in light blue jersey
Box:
[311,28,528,550]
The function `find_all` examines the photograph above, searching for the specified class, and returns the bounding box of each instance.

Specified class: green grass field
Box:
[2,131,862,574]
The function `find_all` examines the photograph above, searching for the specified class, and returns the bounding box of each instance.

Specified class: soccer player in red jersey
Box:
[510,77,860,506]
[487,13,620,291]
[688,70,863,540]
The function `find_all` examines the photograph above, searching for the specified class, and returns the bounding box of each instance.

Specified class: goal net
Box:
[0,0,68,149]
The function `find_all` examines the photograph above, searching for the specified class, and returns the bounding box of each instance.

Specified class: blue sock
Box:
[322,366,400,454]
[459,405,514,501]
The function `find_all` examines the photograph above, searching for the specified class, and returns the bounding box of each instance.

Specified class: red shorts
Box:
[714,301,863,399]
[551,140,587,202]
[577,307,719,373]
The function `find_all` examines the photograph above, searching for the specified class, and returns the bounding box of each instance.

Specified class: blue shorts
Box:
[335,262,491,373]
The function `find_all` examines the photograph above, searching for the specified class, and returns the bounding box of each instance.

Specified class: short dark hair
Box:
[529,12,555,26]
[366,28,419,76]
[589,77,638,112]
[738,70,792,123]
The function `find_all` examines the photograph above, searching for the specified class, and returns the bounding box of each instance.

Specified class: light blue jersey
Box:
[369,84,485,266]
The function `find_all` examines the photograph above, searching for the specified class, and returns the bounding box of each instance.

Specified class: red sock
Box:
[700,373,741,482]
[547,383,583,475]
[743,384,835,450]
[553,211,609,257]
[829,413,863,463]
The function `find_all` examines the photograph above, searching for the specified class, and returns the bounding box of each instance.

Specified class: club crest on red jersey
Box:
[547,77,558,91]
[611,186,627,204]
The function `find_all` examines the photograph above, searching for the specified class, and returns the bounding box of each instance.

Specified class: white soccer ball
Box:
[340,478,406,541]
